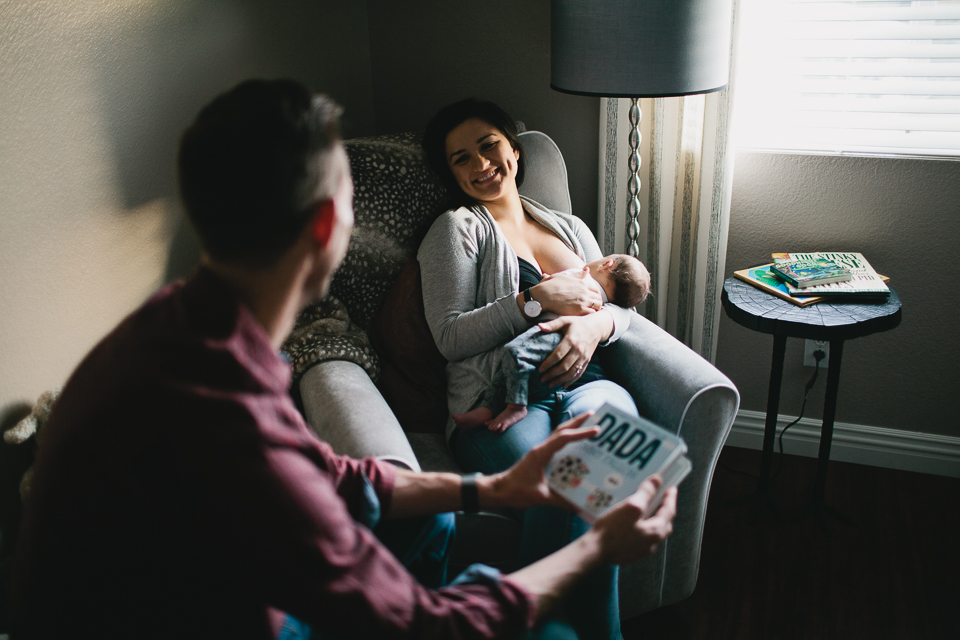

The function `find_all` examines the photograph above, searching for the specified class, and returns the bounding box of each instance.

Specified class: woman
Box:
[418,99,641,640]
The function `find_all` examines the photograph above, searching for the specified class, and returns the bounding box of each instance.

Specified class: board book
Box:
[770,258,852,288]
[772,252,889,297]
[546,404,690,523]
[733,264,827,307]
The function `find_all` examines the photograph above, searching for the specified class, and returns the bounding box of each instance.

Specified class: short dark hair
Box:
[608,254,651,308]
[422,98,525,208]
[178,79,343,266]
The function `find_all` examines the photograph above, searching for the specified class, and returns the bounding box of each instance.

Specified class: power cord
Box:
[772,346,826,482]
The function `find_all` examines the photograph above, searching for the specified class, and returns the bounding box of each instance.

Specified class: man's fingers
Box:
[554,411,595,432]
[536,416,599,455]
[652,487,678,522]
[627,476,663,514]
[544,425,598,449]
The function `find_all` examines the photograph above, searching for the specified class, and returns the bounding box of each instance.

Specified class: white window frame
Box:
[732,0,960,159]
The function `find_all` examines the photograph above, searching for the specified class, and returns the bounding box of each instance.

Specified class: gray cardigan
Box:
[418,196,631,440]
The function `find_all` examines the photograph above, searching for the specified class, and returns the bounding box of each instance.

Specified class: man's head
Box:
[178,79,350,270]
[586,254,651,308]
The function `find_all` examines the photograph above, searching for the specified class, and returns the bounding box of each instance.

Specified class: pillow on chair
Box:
[330,133,447,330]
[369,259,448,434]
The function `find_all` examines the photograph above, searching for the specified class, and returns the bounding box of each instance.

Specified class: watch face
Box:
[524,299,542,317]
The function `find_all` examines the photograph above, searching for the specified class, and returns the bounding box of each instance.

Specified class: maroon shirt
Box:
[10,268,534,640]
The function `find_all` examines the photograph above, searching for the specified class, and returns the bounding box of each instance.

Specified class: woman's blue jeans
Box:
[450,378,639,640]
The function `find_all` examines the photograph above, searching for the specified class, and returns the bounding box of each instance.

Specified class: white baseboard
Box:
[726,410,960,478]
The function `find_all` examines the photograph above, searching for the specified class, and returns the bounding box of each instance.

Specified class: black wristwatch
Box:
[461,473,481,513]
[522,288,542,319]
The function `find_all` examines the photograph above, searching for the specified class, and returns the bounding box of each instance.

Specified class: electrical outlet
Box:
[804,339,829,367]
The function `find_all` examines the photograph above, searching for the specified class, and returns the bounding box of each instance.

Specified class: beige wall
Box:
[366,0,602,230]
[0,0,374,415]
[3,1,955,444]
[717,152,960,438]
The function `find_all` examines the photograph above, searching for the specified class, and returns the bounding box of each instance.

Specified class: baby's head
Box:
[586,254,651,308]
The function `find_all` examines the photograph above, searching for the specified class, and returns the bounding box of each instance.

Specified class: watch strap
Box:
[460,473,481,513]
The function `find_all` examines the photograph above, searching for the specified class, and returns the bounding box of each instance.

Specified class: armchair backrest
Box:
[516,130,572,215]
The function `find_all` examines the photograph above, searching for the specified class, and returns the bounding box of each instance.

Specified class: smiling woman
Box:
[418,98,641,640]
[445,118,521,205]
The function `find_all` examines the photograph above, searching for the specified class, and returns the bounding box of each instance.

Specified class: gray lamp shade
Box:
[551,0,734,98]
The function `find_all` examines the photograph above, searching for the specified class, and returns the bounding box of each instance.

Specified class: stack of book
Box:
[734,252,890,307]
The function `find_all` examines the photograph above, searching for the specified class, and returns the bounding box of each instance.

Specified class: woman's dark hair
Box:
[178,78,342,267]
[422,98,525,208]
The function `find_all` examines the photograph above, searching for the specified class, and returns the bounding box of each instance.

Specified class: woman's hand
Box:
[531,268,603,317]
[537,311,615,388]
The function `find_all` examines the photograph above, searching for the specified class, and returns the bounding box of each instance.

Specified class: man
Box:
[9,79,675,639]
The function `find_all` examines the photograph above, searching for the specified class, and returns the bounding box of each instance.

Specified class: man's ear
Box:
[312,200,336,248]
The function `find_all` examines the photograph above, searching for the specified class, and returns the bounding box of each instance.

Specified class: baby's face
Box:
[585,258,616,302]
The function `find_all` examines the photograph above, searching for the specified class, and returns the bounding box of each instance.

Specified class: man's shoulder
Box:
[57,271,285,425]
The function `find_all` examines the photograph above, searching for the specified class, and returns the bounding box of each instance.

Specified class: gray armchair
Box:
[292,130,739,619]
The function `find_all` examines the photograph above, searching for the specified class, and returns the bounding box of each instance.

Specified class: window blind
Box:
[733,0,960,156]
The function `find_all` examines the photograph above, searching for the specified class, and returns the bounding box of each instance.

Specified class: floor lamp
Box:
[551,0,734,258]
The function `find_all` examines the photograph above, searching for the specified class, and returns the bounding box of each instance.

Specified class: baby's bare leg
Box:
[453,407,494,431]
[485,404,528,433]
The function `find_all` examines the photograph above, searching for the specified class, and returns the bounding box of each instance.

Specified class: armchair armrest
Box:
[299,361,422,472]
[602,313,740,617]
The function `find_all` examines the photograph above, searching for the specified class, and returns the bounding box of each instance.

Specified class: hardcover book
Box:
[770,258,852,288]
[733,264,826,307]
[546,404,690,523]
[772,252,890,297]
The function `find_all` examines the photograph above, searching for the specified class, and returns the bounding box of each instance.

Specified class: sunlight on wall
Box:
[0,0,243,410]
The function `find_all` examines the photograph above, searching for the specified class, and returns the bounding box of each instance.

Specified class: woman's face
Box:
[444,118,520,205]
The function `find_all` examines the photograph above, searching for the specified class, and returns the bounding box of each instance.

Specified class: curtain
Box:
[597,28,738,363]
[598,90,736,363]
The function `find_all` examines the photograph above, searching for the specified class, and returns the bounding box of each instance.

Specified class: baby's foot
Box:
[453,407,494,431]
[485,404,528,433]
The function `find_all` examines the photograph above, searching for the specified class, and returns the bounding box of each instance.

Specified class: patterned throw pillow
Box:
[330,133,448,330]
[283,295,379,382]
[282,133,448,394]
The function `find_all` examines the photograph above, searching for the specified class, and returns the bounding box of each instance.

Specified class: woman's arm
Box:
[418,211,530,362]
[565,213,631,345]
[522,269,603,317]
[418,209,620,365]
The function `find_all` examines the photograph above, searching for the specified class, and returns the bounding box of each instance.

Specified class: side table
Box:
[721,276,902,525]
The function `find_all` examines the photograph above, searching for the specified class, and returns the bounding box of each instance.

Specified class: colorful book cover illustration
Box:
[733,264,826,307]
[771,259,852,288]
[772,252,890,296]
[546,404,690,523]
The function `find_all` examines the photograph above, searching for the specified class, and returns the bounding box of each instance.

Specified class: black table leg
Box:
[796,338,855,530]
[759,333,787,503]
[729,333,786,522]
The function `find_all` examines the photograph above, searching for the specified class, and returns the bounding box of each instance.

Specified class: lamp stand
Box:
[626,98,642,258]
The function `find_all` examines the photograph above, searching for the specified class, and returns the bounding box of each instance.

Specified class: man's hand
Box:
[506,473,678,620]
[481,413,599,510]
[591,478,677,565]
[388,413,597,519]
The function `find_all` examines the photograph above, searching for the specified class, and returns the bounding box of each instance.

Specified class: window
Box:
[733,0,960,156]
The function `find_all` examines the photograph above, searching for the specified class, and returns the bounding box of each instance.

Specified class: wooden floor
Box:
[621,446,960,640]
